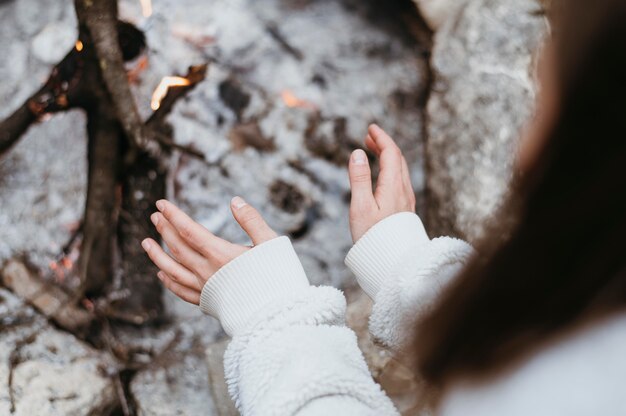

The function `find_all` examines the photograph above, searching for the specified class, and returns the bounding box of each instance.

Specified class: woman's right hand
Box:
[347,124,416,243]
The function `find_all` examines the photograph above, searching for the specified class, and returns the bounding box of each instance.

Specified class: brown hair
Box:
[415,0,626,385]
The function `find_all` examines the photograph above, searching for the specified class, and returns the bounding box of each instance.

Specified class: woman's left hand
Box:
[141,197,278,304]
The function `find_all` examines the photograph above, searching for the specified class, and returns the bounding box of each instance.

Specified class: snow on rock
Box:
[130,291,223,416]
[0,111,87,271]
[425,0,548,242]
[0,289,118,416]
[0,0,76,112]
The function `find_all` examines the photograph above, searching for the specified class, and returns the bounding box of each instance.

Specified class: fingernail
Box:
[156,200,165,211]
[156,271,164,280]
[231,196,247,209]
[141,239,151,251]
[150,213,159,227]
[352,149,367,165]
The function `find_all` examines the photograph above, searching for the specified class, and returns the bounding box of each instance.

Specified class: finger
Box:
[157,271,201,305]
[156,199,223,257]
[230,197,278,245]
[151,212,213,277]
[348,149,377,210]
[141,238,204,291]
[368,124,403,194]
[364,134,380,155]
[401,156,417,212]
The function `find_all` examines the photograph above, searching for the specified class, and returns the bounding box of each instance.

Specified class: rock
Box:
[425,0,548,243]
[132,350,216,416]
[0,289,118,416]
[130,290,223,416]
[131,342,217,416]
[206,339,238,416]
[345,287,434,415]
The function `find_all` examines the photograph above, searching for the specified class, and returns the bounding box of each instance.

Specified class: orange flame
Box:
[75,40,83,52]
[281,90,316,109]
[140,0,152,17]
[61,257,73,269]
[151,76,190,110]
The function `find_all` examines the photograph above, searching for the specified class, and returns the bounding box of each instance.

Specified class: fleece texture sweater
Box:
[198,212,626,415]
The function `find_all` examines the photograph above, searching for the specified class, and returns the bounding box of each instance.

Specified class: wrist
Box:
[345,212,429,299]
[199,236,310,336]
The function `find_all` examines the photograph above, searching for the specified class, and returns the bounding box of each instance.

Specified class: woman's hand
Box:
[141,197,278,304]
[348,124,416,243]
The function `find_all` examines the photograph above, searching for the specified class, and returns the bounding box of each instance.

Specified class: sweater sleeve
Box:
[199,236,399,416]
[345,213,475,351]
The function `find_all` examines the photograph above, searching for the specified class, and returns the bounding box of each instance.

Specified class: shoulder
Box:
[440,311,626,416]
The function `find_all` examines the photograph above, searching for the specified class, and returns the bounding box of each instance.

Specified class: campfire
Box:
[0,1,207,330]
[0,0,432,413]
[151,76,191,110]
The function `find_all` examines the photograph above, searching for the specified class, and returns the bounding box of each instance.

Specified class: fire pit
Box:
[0,0,431,414]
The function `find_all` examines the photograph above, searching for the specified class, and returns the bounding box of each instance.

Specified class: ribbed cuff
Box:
[345,212,429,299]
[199,236,310,336]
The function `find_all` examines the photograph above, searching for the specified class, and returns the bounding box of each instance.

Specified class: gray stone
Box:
[345,287,434,415]
[0,289,118,416]
[425,0,548,242]
[206,338,238,416]
[131,344,217,416]
[130,290,223,416]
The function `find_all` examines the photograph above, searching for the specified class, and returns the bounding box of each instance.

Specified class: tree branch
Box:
[75,0,146,150]
[0,101,36,155]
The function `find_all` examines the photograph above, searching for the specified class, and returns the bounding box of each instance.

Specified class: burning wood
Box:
[151,76,191,110]
[281,90,317,110]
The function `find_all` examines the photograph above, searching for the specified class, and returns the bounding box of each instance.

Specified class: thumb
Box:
[230,197,278,245]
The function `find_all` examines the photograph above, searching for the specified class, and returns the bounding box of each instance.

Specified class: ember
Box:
[281,90,317,110]
[151,76,191,110]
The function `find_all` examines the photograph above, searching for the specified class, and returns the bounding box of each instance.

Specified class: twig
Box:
[0,101,37,156]
[152,131,204,160]
[266,23,304,61]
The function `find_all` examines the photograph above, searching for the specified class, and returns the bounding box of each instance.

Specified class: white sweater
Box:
[199,212,626,415]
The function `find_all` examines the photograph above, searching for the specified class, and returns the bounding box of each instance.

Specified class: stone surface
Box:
[0,289,118,416]
[129,290,223,415]
[206,338,238,416]
[132,350,215,416]
[425,0,548,242]
[345,287,434,416]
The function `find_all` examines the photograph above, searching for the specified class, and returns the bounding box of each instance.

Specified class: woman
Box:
[141,0,626,413]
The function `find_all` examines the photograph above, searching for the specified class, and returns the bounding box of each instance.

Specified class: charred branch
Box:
[1,260,93,333]
[0,102,37,155]
[112,151,165,325]
[74,0,147,151]
[79,103,121,296]
[109,64,207,325]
